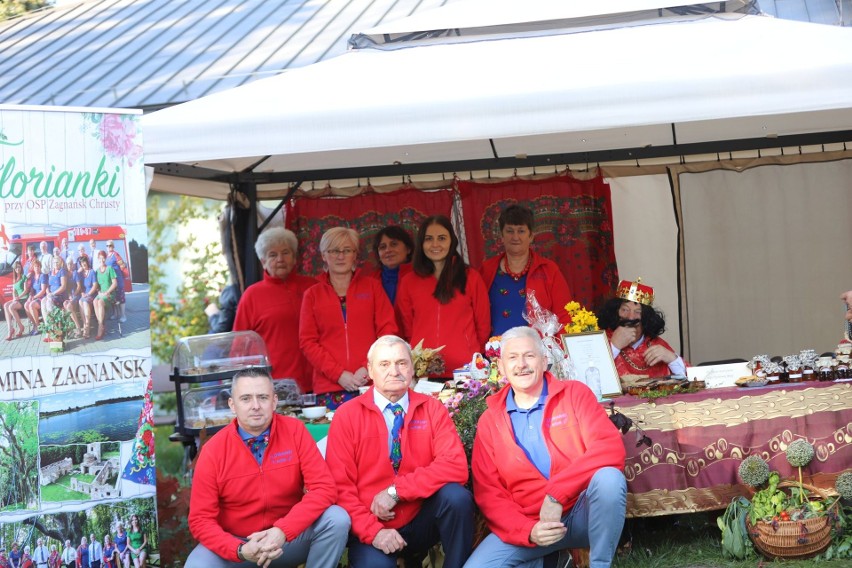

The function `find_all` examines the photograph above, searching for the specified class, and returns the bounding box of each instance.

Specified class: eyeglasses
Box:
[326,248,356,257]
[107,244,115,248]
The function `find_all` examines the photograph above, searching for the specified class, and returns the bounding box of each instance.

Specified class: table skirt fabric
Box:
[612,382,852,517]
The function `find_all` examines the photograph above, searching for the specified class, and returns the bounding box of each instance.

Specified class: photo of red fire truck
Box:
[0,224,133,308]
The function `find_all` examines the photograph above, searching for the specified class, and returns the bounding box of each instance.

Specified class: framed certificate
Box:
[561,331,622,398]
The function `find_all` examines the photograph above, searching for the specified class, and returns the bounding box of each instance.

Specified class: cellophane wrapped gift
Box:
[469,352,490,382]
[523,290,576,380]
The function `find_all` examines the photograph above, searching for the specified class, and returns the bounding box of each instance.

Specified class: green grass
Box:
[41,472,95,501]
[41,483,89,502]
[612,514,847,568]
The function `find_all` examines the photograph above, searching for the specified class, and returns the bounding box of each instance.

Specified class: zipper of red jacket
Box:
[435,302,442,348]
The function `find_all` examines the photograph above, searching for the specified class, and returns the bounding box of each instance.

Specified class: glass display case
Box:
[170,330,271,438]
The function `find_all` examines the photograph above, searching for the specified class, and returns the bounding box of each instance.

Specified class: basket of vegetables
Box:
[746,478,835,559]
[737,441,839,560]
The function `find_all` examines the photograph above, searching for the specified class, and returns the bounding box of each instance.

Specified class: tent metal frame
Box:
[152,128,852,185]
[153,127,852,292]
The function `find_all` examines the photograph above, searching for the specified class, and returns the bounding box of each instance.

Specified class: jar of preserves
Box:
[817,357,835,381]
[783,355,802,383]
[836,356,850,380]
[763,362,781,383]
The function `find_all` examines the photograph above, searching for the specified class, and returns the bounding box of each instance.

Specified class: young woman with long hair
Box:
[396,215,490,374]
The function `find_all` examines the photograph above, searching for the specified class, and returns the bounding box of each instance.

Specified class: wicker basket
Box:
[747,481,836,560]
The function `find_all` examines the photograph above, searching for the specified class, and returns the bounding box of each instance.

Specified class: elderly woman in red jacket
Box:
[397,215,490,375]
[233,227,317,393]
[299,227,397,409]
[479,205,572,336]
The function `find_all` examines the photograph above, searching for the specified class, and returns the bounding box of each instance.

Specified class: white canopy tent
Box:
[141,0,852,363]
[143,0,852,199]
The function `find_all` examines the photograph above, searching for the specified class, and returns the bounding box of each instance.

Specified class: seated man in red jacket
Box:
[326,335,474,568]
[466,326,627,568]
[186,368,350,568]
[597,278,686,378]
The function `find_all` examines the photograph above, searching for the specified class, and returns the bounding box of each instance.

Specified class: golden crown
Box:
[615,277,654,306]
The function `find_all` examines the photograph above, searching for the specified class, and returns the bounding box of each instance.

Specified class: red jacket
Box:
[606,330,681,378]
[299,269,398,394]
[188,414,337,562]
[472,374,626,546]
[396,268,491,373]
[479,251,573,328]
[326,388,468,544]
[233,271,317,393]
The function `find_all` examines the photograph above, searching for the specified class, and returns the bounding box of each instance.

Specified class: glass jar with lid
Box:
[816,357,835,381]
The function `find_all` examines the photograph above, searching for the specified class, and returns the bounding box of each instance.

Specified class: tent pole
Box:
[239,181,260,288]
[258,181,302,233]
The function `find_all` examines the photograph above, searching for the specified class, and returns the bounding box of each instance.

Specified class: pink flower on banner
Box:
[99,114,143,166]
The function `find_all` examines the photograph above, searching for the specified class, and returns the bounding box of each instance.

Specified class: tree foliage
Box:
[147,193,227,363]
[1,497,158,553]
[0,0,50,21]
[0,401,39,510]
[39,442,120,469]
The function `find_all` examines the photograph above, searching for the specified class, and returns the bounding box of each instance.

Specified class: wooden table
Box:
[611,381,852,517]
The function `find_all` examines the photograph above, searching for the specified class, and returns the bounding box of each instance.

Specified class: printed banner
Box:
[286,187,454,277]
[0,107,157,563]
[458,174,619,311]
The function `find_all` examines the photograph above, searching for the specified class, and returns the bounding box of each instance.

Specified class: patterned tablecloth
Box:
[611,381,852,517]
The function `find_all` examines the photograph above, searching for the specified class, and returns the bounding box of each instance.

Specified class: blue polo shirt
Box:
[506,379,551,479]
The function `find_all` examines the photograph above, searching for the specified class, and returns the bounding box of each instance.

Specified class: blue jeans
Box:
[347,482,474,568]
[464,467,627,568]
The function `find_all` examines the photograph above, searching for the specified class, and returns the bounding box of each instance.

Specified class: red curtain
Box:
[458,174,618,310]
[286,187,454,277]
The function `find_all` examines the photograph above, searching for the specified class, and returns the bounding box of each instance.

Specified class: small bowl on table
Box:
[302,406,328,420]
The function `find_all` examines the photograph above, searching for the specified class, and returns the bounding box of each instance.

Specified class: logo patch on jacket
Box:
[270,449,293,464]
[547,413,569,428]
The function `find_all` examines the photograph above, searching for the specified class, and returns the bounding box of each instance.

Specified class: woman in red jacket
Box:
[397,216,490,375]
[479,204,572,336]
[370,225,414,305]
[233,227,317,393]
[300,227,397,409]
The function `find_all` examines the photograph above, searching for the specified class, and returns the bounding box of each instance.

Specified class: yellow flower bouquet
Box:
[563,301,599,335]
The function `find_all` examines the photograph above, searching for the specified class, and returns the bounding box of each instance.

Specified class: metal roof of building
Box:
[0,0,459,110]
[761,0,850,24]
[0,0,847,111]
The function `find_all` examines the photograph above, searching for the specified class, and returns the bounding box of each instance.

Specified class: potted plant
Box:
[38,308,77,352]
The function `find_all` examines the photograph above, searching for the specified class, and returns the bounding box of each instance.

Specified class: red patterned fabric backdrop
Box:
[458,174,618,310]
[286,187,454,277]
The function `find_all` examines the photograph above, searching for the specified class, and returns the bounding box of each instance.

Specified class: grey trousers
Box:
[185,505,350,568]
